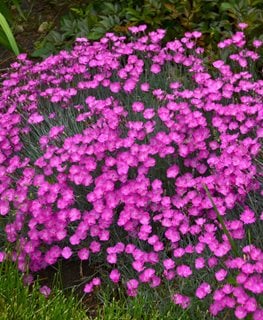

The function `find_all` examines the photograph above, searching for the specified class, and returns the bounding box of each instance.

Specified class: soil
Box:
[0,0,84,71]
[36,259,102,317]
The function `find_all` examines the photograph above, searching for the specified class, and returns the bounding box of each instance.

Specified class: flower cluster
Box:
[0,24,262,319]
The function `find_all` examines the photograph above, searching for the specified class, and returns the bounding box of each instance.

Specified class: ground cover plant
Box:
[0,23,262,319]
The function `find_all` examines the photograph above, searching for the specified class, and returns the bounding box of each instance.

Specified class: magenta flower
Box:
[253,309,263,320]
[176,265,192,278]
[0,200,9,216]
[195,257,205,269]
[240,208,256,224]
[126,279,139,290]
[238,22,248,30]
[196,282,211,299]
[150,64,161,74]
[109,269,121,283]
[172,293,190,309]
[39,285,51,298]
[215,269,228,282]
[84,282,94,294]
[132,101,144,112]
[92,277,101,286]
[61,247,72,259]
[140,83,150,91]
[0,252,6,262]
[235,306,247,319]
[167,165,179,178]
[163,258,175,270]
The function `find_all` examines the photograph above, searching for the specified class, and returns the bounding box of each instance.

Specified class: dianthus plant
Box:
[0,23,262,319]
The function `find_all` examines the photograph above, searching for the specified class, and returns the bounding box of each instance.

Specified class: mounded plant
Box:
[0,24,263,319]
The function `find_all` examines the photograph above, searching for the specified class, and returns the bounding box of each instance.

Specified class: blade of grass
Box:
[12,0,27,21]
[0,12,19,55]
[203,184,239,257]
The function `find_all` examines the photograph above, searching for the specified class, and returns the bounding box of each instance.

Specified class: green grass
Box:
[0,260,88,320]
[0,258,216,320]
[94,286,213,320]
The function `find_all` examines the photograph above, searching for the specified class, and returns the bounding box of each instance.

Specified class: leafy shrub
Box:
[0,24,263,319]
[34,0,263,58]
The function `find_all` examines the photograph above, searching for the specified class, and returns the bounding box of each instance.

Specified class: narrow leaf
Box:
[0,12,19,55]
[203,184,239,257]
[12,0,26,21]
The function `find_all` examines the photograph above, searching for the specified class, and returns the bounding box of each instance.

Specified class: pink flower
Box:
[208,257,218,268]
[127,279,139,290]
[128,26,139,34]
[92,277,101,286]
[132,260,145,272]
[78,248,90,260]
[126,278,139,296]
[253,40,262,48]
[240,208,256,224]
[110,82,121,93]
[192,31,202,38]
[176,265,192,278]
[253,309,263,320]
[163,258,175,270]
[61,247,72,259]
[163,269,176,280]
[89,241,101,253]
[165,228,180,242]
[215,269,228,282]
[235,306,247,319]
[132,101,144,112]
[167,165,179,178]
[172,293,190,309]
[196,282,211,299]
[195,257,205,269]
[28,112,44,124]
[0,252,6,262]
[143,108,155,119]
[141,83,150,92]
[173,248,185,258]
[238,23,248,30]
[109,269,121,283]
[150,275,161,288]
[139,268,155,283]
[40,285,51,297]
[138,24,147,32]
[150,64,161,74]
[23,274,34,285]
[0,200,9,215]
[107,253,117,264]
[84,282,94,294]
[244,297,257,312]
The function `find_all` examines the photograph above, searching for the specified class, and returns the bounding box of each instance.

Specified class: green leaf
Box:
[220,2,235,11]
[31,42,55,58]
[87,32,103,40]
[226,275,237,285]
[0,31,11,50]
[0,1,12,23]
[0,12,19,55]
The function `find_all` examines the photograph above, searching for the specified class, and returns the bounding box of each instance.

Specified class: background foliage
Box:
[33,0,263,57]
